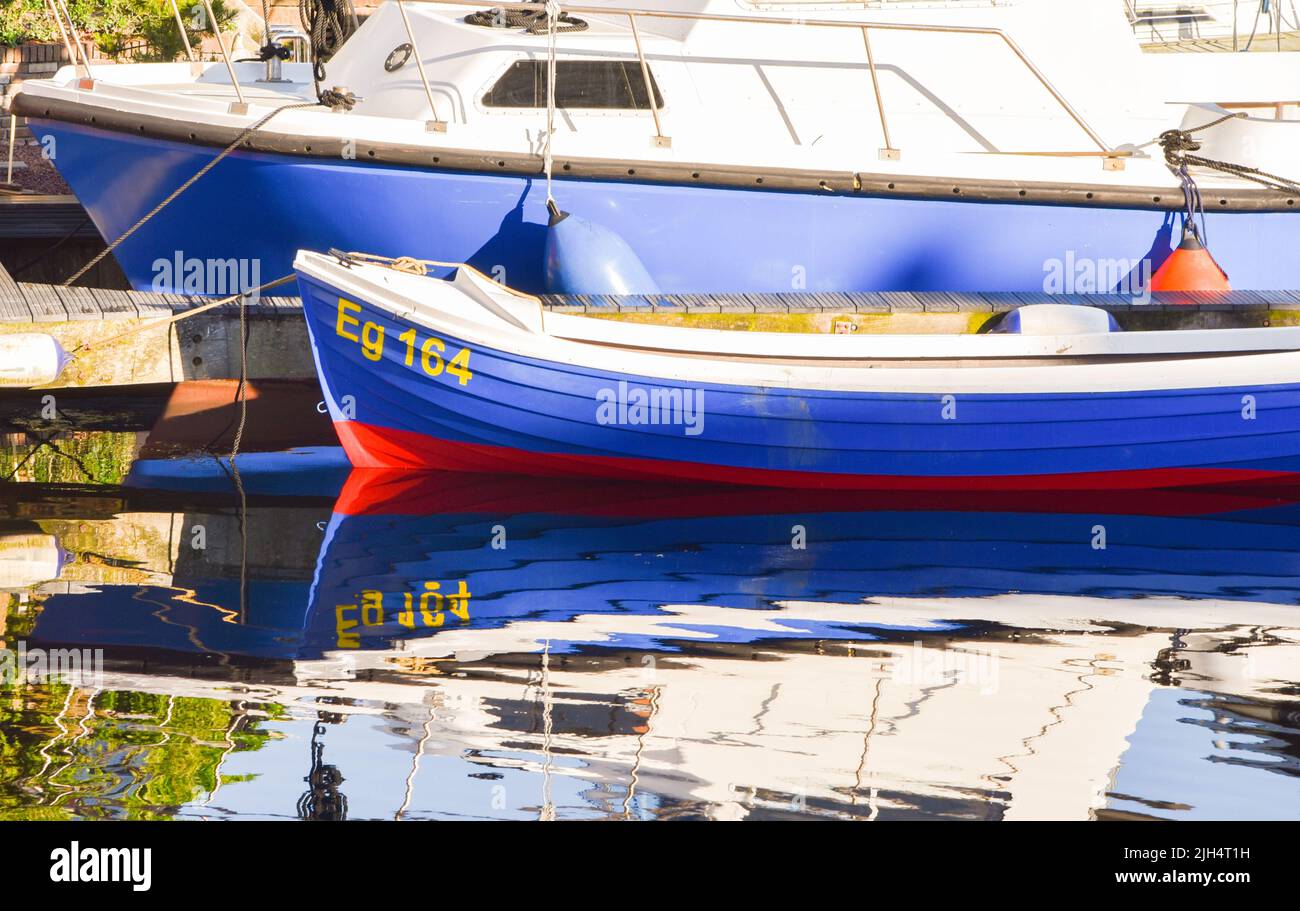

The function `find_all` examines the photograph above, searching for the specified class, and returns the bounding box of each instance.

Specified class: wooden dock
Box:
[3,260,1300,389]
[0,194,99,240]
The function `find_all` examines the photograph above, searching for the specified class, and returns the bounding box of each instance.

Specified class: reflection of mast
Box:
[298,715,348,821]
[539,641,555,822]
[205,699,246,808]
[395,703,437,820]
[622,685,662,820]
[850,670,885,820]
[46,687,100,804]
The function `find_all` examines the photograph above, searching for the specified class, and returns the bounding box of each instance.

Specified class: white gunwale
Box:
[295,250,1300,395]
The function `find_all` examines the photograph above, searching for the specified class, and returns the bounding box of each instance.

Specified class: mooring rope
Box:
[543,0,560,211]
[65,274,296,357]
[61,103,321,287]
[1158,112,1300,196]
[63,0,365,286]
[1156,110,1300,243]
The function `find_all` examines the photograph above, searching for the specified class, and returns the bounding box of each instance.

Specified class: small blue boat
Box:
[295,250,1300,490]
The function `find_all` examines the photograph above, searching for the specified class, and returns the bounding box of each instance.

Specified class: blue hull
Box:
[30,119,1300,293]
[298,269,1300,486]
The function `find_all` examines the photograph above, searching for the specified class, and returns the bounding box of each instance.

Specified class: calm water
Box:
[2,435,1299,821]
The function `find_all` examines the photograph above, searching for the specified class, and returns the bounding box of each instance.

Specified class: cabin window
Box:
[483,61,664,110]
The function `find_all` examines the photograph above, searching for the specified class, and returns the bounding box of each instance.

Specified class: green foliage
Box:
[136,0,238,63]
[0,1,57,47]
[0,681,279,820]
[0,0,237,59]
[0,432,138,485]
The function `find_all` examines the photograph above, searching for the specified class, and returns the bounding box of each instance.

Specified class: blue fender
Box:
[543,203,661,296]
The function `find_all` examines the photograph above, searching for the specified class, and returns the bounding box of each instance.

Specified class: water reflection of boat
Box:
[13,469,1300,820]
[27,469,1300,662]
[302,474,1300,820]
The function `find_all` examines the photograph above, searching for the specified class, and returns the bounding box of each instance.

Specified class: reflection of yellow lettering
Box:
[419,581,445,627]
[335,604,360,648]
[361,322,385,361]
[361,590,384,626]
[336,298,361,342]
[447,580,471,622]
[394,580,470,629]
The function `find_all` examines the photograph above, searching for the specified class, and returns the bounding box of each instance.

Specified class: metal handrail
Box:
[627,13,667,147]
[45,0,95,83]
[168,0,198,64]
[396,1,448,130]
[33,0,1118,161]
[406,0,1117,158]
[200,0,247,110]
[43,0,78,72]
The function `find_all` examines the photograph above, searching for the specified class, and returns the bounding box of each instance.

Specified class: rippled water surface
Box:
[2,438,1298,820]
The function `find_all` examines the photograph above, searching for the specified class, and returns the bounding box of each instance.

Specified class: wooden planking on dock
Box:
[0,257,24,321]
[0,195,102,240]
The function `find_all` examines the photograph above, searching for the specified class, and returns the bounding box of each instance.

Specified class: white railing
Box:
[409,0,1119,163]
[36,0,1123,164]
[1130,0,1299,50]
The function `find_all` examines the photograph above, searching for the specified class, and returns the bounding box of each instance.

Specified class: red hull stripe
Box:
[334,467,1300,519]
[334,420,1299,493]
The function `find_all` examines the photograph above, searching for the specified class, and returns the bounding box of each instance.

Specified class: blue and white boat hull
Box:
[24,120,1300,294]
[294,250,1300,489]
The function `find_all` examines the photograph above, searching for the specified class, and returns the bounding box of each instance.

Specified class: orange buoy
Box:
[1150,230,1230,293]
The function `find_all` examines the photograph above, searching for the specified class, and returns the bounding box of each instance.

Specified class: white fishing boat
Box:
[11,0,1300,294]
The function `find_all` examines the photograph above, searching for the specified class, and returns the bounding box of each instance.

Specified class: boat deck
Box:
[536,289,1300,314]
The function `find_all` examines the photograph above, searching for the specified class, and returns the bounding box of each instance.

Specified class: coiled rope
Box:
[464,3,589,34]
[300,0,358,82]
[300,0,360,109]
